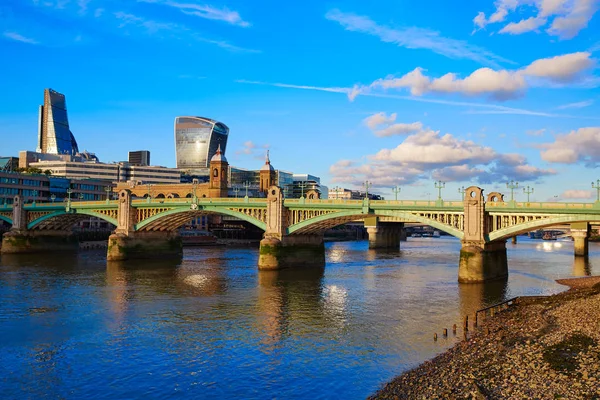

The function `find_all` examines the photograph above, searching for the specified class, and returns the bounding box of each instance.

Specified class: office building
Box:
[23,159,180,184]
[0,171,110,205]
[37,88,80,156]
[128,150,150,166]
[174,116,229,175]
[0,157,18,172]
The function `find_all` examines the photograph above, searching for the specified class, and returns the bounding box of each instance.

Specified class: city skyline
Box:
[1,0,600,202]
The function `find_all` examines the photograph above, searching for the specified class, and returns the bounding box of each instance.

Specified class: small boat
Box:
[179,229,218,246]
[542,232,556,241]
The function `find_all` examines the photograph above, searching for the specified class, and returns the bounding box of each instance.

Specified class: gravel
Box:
[370,276,600,399]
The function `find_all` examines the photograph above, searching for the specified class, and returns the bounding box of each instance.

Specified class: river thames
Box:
[0,237,597,399]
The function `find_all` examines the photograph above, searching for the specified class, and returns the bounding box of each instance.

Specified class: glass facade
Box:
[37,89,79,156]
[174,117,229,175]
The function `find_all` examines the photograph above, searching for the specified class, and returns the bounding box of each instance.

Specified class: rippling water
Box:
[0,237,598,399]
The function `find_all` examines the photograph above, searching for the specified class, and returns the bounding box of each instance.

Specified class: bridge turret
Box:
[209,144,229,198]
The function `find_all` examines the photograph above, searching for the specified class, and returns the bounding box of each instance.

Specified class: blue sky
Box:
[1,0,599,202]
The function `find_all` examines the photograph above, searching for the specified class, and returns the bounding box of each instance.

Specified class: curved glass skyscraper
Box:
[174,116,229,175]
[37,88,79,155]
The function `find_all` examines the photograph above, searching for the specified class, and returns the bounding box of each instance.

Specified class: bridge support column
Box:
[459,186,508,283]
[571,222,589,257]
[1,195,79,254]
[459,241,508,283]
[258,186,325,270]
[106,190,182,261]
[365,218,403,249]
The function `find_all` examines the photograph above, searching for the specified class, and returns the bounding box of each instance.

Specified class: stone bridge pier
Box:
[258,187,325,270]
[106,190,182,261]
[459,187,508,283]
[571,222,590,257]
[364,217,403,249]
[1,195,78,254]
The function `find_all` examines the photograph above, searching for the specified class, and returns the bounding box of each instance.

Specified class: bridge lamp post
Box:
[243,181,250,198]
[298,182,308,199]
[434,180,445,206]
[363,181,372,199]
[66,188,72,211]
[50,194,56,203]
[104,186,112,204]
[233,186,240,198]
[506,180,519,204]
[592,180,600,203]
[32,190,38,205]
[523,186,534,203]
[392,185,401,201]
[146,183,152,204]
[458,186,466,200]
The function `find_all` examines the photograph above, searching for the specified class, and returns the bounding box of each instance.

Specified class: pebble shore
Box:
[371,276,600,399]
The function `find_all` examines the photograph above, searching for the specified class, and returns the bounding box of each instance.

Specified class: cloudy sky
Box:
[1,0,599,202]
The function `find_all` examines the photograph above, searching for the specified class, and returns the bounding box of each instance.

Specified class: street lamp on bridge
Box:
[50,194,56,203]
[243,181,250,199]
[458,186,466,200]
[105,186,112,204]
[363,181,372,199]
[523,186,534,203]
[66,188,73,211]
[32,190,38,205]
[392,185,401,201]
[506,180,519,203]
[146,183,152,204]
[592,180,600,203]
[233,186,240,198]
[434,180,445,206]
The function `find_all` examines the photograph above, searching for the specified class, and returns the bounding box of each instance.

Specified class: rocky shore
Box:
[371,276,600,399]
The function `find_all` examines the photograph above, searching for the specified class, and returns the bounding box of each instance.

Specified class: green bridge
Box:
[2,186,600,282]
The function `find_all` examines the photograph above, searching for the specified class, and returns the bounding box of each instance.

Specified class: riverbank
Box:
[371,276,600,399]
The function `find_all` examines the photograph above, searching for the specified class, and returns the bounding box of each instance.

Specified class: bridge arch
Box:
[288,209,464,239]
[135,207,267,231]
[0,214,11,225]
[488,214,600,242]
[28,210,118,230]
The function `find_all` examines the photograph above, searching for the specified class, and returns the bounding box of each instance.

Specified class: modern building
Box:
[23,159,180,184]
[0,157,18,172]
[128,150,150,166]
[37,88,80,156]
[174,116,229,176]
[0,171,111,205]
[328,187,384,200]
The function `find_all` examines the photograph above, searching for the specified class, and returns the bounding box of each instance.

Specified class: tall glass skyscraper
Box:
[37,88,80,155]
[174,116,229,175]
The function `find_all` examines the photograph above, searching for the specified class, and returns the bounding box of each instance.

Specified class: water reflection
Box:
[257,268,325,348]
[458,279,508,318]
[572,256,592,276]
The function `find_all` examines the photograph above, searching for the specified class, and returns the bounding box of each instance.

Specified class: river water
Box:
[0,237,598,399]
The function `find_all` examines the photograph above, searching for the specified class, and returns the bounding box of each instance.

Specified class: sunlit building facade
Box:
[174,116,229,176]
[37,88,80,156]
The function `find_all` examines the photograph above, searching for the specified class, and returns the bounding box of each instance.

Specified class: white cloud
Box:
[547,0,599,39]
[2,31,39,44]
[541,127,600,165]
[138,0,250,27]
[349,52,595,101]
[375,122,423,137]
[330,127,555,187]
[236,140,269,158]
[526,128,546,136]
[499,17,547,34]
[555,99,594,109]
[325,9,512,67]
[363,112,422,136]
[561,189,594,199]
[363,112,397,130]
[474,0,599,39]
[523,52,594,82]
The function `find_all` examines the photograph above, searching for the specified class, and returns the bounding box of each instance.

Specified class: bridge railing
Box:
[486,201,600,210]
